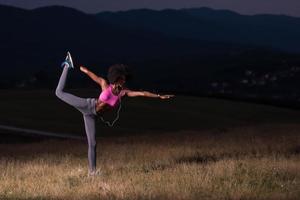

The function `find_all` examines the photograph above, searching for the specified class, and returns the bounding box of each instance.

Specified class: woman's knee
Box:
[55,87,60,97]
[55,87,64,99]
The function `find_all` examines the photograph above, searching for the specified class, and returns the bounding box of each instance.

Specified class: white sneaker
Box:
[88,169,102,177]
[61,51,74,68]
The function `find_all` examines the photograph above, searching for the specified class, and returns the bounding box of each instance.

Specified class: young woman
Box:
[55,52,174,176]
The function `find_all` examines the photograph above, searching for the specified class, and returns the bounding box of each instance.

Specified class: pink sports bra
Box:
[99,84,125,107]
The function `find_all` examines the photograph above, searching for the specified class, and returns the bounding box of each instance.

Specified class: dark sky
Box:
[0,0,300,17]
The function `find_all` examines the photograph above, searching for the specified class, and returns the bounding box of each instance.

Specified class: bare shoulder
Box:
[120,87,130,96]
[100,80,109,91]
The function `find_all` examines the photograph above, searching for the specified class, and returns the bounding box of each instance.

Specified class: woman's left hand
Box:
[80,66,89,74]
[159,94,175,99]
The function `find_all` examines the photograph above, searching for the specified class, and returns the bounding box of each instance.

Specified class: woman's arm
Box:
[124,90,175,99]
[80,66,108,89]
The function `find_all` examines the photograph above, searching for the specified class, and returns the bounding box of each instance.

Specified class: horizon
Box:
[1,3,300,18]
[0,0,300,17]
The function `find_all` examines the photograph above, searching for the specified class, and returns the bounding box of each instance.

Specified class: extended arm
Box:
[80,66,108,90]
[124,90,174,99]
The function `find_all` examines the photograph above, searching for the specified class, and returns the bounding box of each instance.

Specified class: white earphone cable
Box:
[99,96,122,127]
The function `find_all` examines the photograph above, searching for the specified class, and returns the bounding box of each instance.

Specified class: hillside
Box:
[1,5,300,105]
[97,7,300,53]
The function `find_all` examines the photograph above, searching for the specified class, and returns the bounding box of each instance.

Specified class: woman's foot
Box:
[88,169,102,177]
[61,51,74,68]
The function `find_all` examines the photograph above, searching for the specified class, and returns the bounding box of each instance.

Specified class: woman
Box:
[55,52,174,176]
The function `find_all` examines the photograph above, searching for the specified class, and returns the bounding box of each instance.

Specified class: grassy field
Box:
[0,90,300,199]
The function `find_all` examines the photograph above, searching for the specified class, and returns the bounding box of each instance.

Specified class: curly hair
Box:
[107,64,132,84]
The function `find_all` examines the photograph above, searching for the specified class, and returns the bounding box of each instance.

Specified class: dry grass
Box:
[1,90,300,199]
[1,124,299,200]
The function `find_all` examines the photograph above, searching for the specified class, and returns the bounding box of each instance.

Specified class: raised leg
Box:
[55,66,87,109]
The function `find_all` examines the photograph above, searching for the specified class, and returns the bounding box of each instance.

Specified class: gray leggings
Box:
[55,66,98,172]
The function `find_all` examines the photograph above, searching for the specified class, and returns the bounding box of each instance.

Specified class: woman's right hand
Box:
[159,94,175,99]
[80,66,88,73]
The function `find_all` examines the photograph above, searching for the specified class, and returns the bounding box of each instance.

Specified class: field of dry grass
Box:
[1,124,300,200]
[0,90,300,199]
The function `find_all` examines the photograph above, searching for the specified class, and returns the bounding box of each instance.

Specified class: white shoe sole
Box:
[67,51,74,68]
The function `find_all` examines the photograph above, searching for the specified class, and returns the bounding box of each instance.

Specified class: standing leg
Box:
[55,66,87,109]
[83,114,97,173]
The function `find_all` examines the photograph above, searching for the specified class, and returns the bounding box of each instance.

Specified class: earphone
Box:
[98,96,122,127]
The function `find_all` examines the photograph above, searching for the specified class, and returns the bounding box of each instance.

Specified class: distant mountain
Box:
[0,5,244,76]
[2,4,300,105]
[96,7,300,53]
[0,5,250,87]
